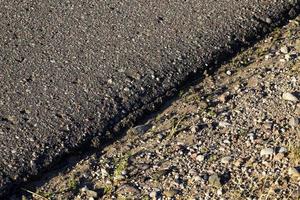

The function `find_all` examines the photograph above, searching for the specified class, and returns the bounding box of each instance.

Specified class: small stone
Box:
[117,184,140,196]
[82,187,98,198]
[263,122,273,130]
[288,167,300,179]
[234,159,243,167]
[164,189,178,198]
[5,115,17,124]
[260,148,274,156]
[149,189,160,199]
[114,175,125,181]
[218,121,231,128]
[208,173,222,187]
[218,93,230,103]
[193,176,201,182]
[196,155,205,162]
[282,92,298,102]
[289,117,299,127]
[107,79,113,84]
[190,125,197,133]
[101,168,109,178]
[265,54,271,60]
[221,156,232,164]
[226,70,232,76]
[130,124,151,135]
[157,133,165,140]
[296,105,300,115]
[265,17,272,24]
[217,188,223,196]
[280,46,289,54]
[279,147,288,154]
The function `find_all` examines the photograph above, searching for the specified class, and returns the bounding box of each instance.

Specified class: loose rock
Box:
[289,117,299,127]
[130,124,152,135]
[221,156,232,164]
[282,92,298,102]
[260,148,274,156]
[208,174,222,187]
[288,167,300,179]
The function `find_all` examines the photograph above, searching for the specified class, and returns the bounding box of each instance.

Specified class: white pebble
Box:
[260,148,274,156]
[282,92,298,102]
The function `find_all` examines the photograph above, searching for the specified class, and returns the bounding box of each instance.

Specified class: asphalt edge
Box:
[2,2,300,198]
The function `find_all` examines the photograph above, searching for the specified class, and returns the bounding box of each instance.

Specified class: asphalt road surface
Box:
[0,0,299,196]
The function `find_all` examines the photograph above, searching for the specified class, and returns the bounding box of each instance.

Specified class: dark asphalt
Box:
[0,0,299,196]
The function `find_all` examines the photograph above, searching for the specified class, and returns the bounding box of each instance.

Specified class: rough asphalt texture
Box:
[0,0,299,196]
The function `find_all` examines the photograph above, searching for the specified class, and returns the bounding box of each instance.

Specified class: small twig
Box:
[21,188,48,200]
[168,115,186,139]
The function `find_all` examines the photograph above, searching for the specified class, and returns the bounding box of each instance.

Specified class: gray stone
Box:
[130,124,152,135]
[265,17,272,24]
[278,147,288,154]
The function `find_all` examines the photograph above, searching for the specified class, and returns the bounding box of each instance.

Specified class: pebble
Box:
[288,167,300,179]
[221,156,232,164]
[117,184,140,195]
[114,175,125,181]
[149,189,160,199]
[265,17,272,24]
[218,92,230,103]
[208,174,222,187]
[81,187,98,198]
[130,124,152,135]
[226,70,232,76]
[164,189,178,198]
[107,79,113,84]
[280,46,289,54]
[218,121,231,128]
[289,117,299,127]
[282,92,298,102]
[193,175,201,182]
[285,54,291,61]
[217,188,223,196]
[279,147,288,154]
[196,155,205,162]
[260,148,274,156]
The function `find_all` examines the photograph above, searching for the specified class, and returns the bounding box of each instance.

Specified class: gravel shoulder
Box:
[17,16,300,200]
